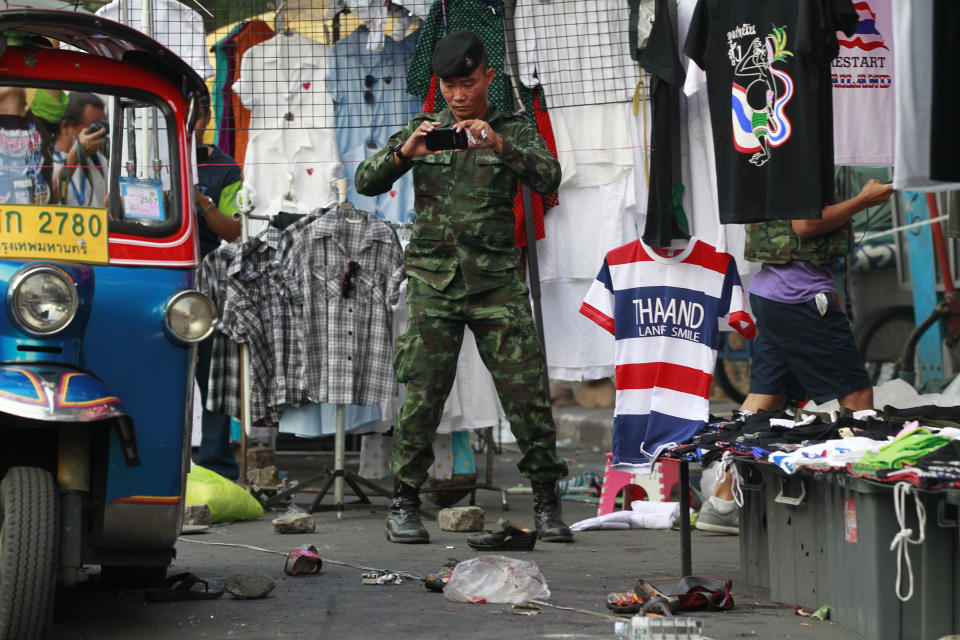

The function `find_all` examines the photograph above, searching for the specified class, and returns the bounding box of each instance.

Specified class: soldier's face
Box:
[439,64,496,121]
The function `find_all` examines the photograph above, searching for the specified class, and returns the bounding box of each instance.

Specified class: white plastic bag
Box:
[443,555,550,604]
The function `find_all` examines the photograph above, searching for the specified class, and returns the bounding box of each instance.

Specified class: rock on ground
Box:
[438,506,486,532]
[183,504,212,526]
[272,511,316,534]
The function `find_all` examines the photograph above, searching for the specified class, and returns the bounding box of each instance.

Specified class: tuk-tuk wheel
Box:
[0,467,59,640]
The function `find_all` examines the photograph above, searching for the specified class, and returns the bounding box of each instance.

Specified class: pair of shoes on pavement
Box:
[695,497,739,534]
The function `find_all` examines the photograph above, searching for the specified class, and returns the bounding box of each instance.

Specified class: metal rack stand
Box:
[418,426,509,511]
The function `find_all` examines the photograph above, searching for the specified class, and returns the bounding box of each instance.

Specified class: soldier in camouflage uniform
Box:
[696,178,894,535]
[355,30,572,545]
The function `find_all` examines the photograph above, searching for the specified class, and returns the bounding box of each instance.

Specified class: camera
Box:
[425,127,468,151]
[84,119,109,154]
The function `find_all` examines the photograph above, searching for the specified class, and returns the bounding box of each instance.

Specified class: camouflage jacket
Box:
[744,219,852,268]
[354,106,561,293]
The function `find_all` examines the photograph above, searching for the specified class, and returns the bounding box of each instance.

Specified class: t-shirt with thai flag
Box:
[580,237,757,472]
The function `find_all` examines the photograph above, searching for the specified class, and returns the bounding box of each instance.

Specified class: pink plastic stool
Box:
[597,453,680,516]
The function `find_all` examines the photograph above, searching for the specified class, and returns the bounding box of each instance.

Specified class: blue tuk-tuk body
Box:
[0,10,215,638]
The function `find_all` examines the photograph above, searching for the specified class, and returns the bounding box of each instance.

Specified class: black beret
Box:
[431,30,486,79]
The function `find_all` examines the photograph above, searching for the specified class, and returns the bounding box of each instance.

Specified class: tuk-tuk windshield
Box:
[0,85,180,238]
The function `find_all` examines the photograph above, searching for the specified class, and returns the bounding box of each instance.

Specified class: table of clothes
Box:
[660,406,960,489]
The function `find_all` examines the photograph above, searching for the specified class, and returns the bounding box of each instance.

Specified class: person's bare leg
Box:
[739,392,787,414]
[838,386,873,411]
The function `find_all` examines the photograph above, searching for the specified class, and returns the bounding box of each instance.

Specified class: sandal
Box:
[144,572,224,602]
[606,587,645,614]
[424,558,459,592]
[466,519,537,551]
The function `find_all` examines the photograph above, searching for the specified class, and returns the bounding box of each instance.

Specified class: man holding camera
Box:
[355,30,571,545]
[52,92,108,207]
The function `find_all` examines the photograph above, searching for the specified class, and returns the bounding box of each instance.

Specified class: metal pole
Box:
[521,186,551,399]
[141,0,158,181]
[239,216,250,486]
[679,461,692,576]
[334,404,345,520]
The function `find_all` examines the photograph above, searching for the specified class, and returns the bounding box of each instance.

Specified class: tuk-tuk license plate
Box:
[0,205,109,264]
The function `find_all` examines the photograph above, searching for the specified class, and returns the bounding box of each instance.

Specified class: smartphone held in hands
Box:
[425,127,469,151]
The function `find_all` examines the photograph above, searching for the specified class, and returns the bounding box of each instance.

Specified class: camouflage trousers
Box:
[391,268,568,488]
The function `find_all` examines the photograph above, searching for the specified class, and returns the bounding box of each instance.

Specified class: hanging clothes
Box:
[514,0,637,108]
[580,237,756,471]
[214,20,275,161]
[929,0,960,183]
[407,0,560,247]
[277,206,406,405]
[201,229,301,424]
[198,243,242,420]
[639,0,689,248]
[684,0,858,224]
[892,0,960,191]
[233,30,343,214]
[279,402,381,437]
[211,22,246,153]
[830,0,894,166]
[676,0,760,288]
[96,0,214,80]
[328,28,422,223]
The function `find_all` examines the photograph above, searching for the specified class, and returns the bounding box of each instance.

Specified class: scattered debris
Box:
[438,506,485,532]
[511,604,543,616]
[284,545,322,576]
[794,604,831,620]
[361,572,410,585]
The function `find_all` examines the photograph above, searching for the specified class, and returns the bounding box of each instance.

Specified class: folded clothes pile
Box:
[570,500,685,531]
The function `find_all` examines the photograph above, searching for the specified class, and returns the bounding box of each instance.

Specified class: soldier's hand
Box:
[454,119,503,153]
[400,120,442,159]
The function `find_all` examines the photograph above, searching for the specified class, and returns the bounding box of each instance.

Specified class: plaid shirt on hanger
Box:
[216,226,308,424]
[199,242,243,420]
[277,206,405,406]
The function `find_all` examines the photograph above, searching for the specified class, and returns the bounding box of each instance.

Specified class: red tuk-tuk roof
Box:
[0,9,209,267]
[0,9,207,108]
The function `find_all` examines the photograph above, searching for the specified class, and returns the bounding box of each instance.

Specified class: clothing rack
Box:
[236,190,506,517]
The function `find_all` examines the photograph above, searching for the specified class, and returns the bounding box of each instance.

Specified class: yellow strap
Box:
[632,65,650,187]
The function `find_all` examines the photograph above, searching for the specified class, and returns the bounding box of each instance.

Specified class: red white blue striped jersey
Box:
[580,237,756,471]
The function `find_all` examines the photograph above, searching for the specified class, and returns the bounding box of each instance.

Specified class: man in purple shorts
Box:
[697,178,894,534]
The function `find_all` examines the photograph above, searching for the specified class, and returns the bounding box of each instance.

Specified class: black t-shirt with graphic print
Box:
[684,0,857,224]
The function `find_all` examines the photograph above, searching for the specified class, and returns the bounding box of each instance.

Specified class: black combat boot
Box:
[532,480,574,542]
[385,482,430,544]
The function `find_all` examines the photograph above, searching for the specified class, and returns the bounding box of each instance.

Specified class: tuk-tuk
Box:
[0,9,214,638]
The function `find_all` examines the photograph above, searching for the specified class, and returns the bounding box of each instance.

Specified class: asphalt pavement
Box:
[48,424,867,640]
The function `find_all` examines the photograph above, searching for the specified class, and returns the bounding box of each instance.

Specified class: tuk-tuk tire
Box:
[0,467,59,640]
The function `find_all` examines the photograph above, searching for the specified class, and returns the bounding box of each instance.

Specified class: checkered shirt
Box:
[277,206,405,405]
[198,241,243,419]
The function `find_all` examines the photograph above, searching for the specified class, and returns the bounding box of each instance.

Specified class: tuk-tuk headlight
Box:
[10,265,78,336]
[164,290,216,343]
